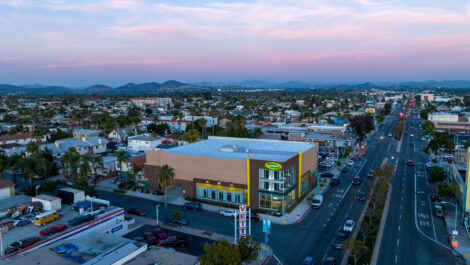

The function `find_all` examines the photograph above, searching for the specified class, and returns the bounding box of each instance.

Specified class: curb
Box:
[260,254,272,265]
[294,208,311,224]
[370,183,393,265]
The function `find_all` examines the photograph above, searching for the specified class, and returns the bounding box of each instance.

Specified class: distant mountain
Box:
[0,84,70,95]
[82,84,113,94]
[398,80,470,88]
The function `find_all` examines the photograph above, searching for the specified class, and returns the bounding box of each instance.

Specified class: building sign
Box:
[365,108,376,114]
[239,205,247,239]
[111,225,123,234]
[262,219,271,234]
[265,162,282,170]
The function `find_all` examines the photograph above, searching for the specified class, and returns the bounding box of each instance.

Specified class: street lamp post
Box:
[155,205,160,226]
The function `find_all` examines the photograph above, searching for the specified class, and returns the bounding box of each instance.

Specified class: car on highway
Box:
[67,215,93,226]
[407,160,414,166]
[183,202,202,211]
[158,235,189,247]
[330,177,340,186]
[332,238,344,250]
[302,256,315,265]
[352,176,361,185]
[380,136,385,140]
[126,208,146,216]
[341,167,349,173]
[409,142,415,146]
[219,210,237,217]
[356,191,367,201]
[342,220,355,233]
[322,257,337,265]
[404,131,408,134]
[426,162,433,170]
[443,154,454,159]
[367,171,374,178]
[5,237,40,254]
[388,133,393,137]
[39,224,67,236]
[347,160,354,166]
[422,136,426,141]
[430,194,441,201]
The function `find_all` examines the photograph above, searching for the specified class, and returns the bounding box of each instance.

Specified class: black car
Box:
[341,167,349,173]
[352,176,361,185]
[67,215,94,226]
[330,177,340,186]
[323,257,337,265]
[169,217,189,226]
[356,191,367,201]
[183,202,202,211]
[332,238,344,250]
[410,142,415,146]
[320,172,334,178]
[250,211,260,221]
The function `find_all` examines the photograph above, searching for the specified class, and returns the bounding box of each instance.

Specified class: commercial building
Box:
[145,136,318,214]
[428,112,459,122]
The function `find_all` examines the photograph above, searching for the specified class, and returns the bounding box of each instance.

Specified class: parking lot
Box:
[2,205,83,248]
[124,224,216,257]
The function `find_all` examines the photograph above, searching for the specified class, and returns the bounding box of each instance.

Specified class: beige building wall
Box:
[301,144,318,174]
[146,150,247,184]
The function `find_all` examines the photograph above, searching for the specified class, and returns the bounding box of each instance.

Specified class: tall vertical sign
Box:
[239,205,247,239]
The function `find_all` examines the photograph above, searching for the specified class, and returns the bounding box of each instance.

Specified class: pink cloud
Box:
[268,25,372,39]
[107,25,231,38]
[42,59,172,68]
[0,56,21,61]
[268,50,387,62]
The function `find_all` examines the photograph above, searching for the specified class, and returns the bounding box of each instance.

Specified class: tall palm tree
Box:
[209,109,218,136]
[79,154,92,183]
[198,118,207,138]
[158,164,175,223]
[26,141,40,155]
[61,147,79,181]
[91,156,103,185]
[130,164,143,187]
[116,150,129,177]
[17,157,35,190]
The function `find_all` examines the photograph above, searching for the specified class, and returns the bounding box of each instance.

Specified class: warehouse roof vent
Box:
[220,144,239,152]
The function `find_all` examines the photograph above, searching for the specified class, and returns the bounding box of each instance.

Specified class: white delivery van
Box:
[311,195,323,208]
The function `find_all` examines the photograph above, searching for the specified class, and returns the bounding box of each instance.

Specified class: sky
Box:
[1,0,470,86]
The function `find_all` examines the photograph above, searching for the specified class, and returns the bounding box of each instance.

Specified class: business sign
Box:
[262,219,271,235]
[365,108,376,114]
[239,205,247,239]
[265,162,282,170]
[111,225,123,234]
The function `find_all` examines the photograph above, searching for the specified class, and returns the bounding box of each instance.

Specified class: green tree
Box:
[26,141,40,154]
[130,164,142,187]
[421,120,435,136]
[437,182,456,198]
[343,238,369,265]
[159,164,175,223]
[91,156,103,185]
[429,166,446,182]
[252,128,263,139]
[116,150,129,176]
[79,154,92,182]
[209,109,218,136]
[184,129,201,143]
[200,238,242,265]
[61,147,80,182]
[17,157,35,190]
[238,236,260,264]
[198,118,208,138]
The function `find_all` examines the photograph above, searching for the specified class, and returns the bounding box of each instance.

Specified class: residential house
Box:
[73,129,100,138]
[0,179,15,199]
[43,137,108,158]
[108,129,130,143]
[128,135,162,153]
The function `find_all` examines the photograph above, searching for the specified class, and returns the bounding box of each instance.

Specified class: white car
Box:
[410,134,414,137]
[219,210,237,217]
[343,220,355,233]
[347,160,354,166]
[421,137,426,141]
[443,154,454,159]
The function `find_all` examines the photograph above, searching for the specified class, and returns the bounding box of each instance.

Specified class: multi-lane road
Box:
[96,106,459,265]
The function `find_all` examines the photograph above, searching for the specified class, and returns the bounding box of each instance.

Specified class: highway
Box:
[96,106,438,265]
[376,110,458,265]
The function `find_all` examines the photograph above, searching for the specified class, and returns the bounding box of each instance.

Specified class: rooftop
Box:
[162,136,316,162]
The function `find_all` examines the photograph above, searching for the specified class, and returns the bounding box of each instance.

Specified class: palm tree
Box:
[61,147,79,181]
[91,156,103,185]
[130,164,143,187]
[26,141,40,155]
[116,150,129,177]
[253,128,263,139]
[17,157,35,190]
[158,164,175,223]
[79,154,92,183]
[209,109,218,136]
[198,118,207,138]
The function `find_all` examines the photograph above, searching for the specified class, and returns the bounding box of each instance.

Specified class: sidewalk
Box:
[443,212,470,264]
[131,215,274,265]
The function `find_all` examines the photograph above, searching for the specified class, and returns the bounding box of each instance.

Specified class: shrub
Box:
[429,166,446,182]
[172,209,181,219]
[40,180,58,193]
[437,182,456,198]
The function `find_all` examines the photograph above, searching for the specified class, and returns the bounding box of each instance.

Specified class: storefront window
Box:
[272,195,283,210]
[227,193,232,202]
[301,178,309,195]
[196,185,245,205]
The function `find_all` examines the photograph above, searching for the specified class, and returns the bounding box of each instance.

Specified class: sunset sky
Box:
[1,0,469,86]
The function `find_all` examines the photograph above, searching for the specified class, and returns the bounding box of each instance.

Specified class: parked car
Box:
[183,202,202,211]
[409,142,415,146]
[13,219,30,227]
[356,191,367,201]
[332,238,344,250]
[67,215,93,226]
[330,177,340,186]
[5,237,40,254]
[347,160,354,166]
[250,211,260,222]
[434,202,444,218]
[342,220,355,233]
[302,256,315,265]
[169,217,189,226]
[152,227,169,240]
[407,160,414,166]
[352,176,361,185]
[127,208,146,216]
[320,172,334,178]
[322,257,337,265]
[367,171,374,178]
[426,162,434,171]
[219,210,237,217]
[39,224,68,236]
[430,194,441,202]
[311,195,323,209]
[143,232,159,245]
[158,235,189,247]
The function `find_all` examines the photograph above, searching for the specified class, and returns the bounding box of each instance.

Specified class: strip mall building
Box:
[145,137,318,214]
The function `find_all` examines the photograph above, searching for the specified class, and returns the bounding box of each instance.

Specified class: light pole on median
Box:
[156,205,160,226]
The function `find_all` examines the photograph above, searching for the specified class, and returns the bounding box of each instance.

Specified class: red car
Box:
[40,224,68,236]
[152,227,169,240]
[158,235,189,247]
[5,237,40,254]
[127,208,146,216]
[407,160,414,166]
[143,232,159,245]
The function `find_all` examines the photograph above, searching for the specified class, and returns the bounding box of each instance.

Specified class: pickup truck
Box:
[5,237,40,254]
[158,235,189,247]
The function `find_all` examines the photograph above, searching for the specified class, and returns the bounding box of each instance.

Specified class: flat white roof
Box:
[162,136,316,162]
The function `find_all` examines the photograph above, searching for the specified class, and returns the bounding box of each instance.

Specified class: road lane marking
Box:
[397,239,399,246]
[395,255,398,263]
[400,214,402,220]
[427,195,437,240]
[398,225,400,231]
